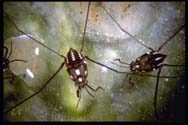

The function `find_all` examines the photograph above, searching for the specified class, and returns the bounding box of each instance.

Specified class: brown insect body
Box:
[3,56,10,69]
[66,48,88,97]
[130,51,167,73]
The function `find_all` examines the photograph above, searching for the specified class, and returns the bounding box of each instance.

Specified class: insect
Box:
[4,2,106,113]
[100,4,184,120]
[3,41,27,83]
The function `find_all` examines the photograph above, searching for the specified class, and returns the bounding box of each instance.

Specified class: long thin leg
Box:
[121,74,129,88]
[4,11,66,59]
[157,25,184,52]
[9,59,27,63]
[80,2,90,53]
[101,5,153,51]
[4,73,14,82]
[128,77,134,86]
[85,56,135,75]
[113,59,130,65]
[3,46,8,59]
[4,72,26,82]
[4,62,65,113]
[85,86,94,97]
[4,76,13,79]
[7,41,13,59]
[85,56,182,78]
[76,96,81,109]
[6,67,15,84]
[154,67,162,121]
[86,84,104,92]
[111,61,130,68]
[4,73,26,79]
[162,63,184,67]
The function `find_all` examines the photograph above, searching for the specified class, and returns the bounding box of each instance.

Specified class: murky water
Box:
[3,2,185,121]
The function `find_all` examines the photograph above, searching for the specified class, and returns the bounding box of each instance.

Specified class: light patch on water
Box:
[105,49,117,59]
[165,78,169,82]
[102,67,107,72]
[34,47,40,55]
[18,34,28,39]
[26,68,34,78]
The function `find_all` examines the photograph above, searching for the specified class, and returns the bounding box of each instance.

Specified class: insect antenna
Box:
[111,61,130,68]
[111,59,130,68]
[4,11,66,59]
[113,59,130,65]
[157,25,184,52]
[80,2,91,53]
[101,5,153,51]
[4,62,65,113]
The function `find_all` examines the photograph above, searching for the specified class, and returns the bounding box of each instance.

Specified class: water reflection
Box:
[34,47,39,56]
[26,68,34,78]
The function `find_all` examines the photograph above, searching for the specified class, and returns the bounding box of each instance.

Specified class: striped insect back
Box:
[66,48,88,86]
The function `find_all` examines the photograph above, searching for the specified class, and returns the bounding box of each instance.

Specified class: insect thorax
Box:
[66,48,88,84]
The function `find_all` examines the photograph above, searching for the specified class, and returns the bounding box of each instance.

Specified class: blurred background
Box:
[3,2,185,121]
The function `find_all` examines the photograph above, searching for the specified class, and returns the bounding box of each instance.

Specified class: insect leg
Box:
[153,67,162,121]
[162,64,184,67]
[4,76,13,79]
[121,74,129,88]
[4,11,66,59]
[85,56,131,74]
[157,25,184,52]
[6,67,16,84]
[7,41,13,59]
[4,62,65,113]
[128,77,134,86]
[76,96,81,109]
[85,86,94,97]
[85,56,182,78]
[86,84,104,92]
[9,59,27,63]
[80,2,91,53]
[101,5,153,51]
[3,46,8,59]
